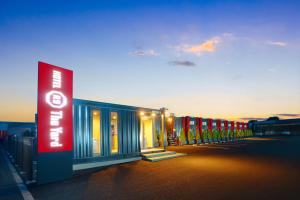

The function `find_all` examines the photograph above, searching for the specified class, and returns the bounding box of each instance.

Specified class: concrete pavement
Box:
[29,136,300,200]
[0,148,23,200]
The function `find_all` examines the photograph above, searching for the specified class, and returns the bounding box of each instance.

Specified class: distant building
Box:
[249,118,300,136]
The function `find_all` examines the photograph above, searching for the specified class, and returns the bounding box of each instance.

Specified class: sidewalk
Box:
[0,147,30,200]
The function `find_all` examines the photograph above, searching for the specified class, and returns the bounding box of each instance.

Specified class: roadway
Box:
[0,148,23,200]
[29,136,300,200]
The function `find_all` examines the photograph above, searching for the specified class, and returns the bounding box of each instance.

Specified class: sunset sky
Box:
[0,0,300,122]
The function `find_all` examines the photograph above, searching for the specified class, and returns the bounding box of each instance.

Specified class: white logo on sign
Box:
[45,91,67,109]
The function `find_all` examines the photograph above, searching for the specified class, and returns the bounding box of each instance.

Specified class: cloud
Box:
[175,36,221,56]
[266,41,287,47]
[129,49,158,56]
[232,74,244,80]
[275,113,300,117]
[169,60,196,67]
[267,68,277,73]
[239,117,266,121]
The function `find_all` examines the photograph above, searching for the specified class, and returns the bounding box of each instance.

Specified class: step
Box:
[141,148,165,154]
[142,151,176,158]
[145,153,186,162]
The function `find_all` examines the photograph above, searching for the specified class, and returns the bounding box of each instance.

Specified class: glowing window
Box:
[92,110,101,155]
[111,112,118,153]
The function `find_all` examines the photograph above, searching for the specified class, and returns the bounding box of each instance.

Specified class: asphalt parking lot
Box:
[29,136,300,200]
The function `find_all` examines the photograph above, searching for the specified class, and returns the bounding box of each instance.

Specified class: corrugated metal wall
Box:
[202,118,208,129]
[73,100,146,161]
[153,117,161,146]
[154,117,161,134]
[190,117,196,135]
[119,110,140,154]
[174,117,182,137]
[73,104,92,159]
[174,117,212,136]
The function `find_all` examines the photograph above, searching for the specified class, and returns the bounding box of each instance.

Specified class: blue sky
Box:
[0,0,300,121]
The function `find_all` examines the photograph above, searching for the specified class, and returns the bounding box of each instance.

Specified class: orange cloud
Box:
[176,37,221,55]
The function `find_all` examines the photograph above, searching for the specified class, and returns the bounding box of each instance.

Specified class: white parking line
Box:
[194,145,230,150]
[212,144,247,147]
[1,150,34,200]
[205,146,230,150]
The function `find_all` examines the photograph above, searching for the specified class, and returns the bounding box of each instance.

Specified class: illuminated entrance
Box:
[140,116,154,149]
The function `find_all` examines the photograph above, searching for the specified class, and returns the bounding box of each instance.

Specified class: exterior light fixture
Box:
[151,113,156,117]
[140,111,145,116]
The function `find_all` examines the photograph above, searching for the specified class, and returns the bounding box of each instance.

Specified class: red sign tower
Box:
[37,62,73,184]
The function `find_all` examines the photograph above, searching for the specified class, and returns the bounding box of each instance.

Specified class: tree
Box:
[188,129,195,144]
[179,128,186,145]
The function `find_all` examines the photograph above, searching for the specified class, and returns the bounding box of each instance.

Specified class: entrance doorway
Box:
[140,117,154,149]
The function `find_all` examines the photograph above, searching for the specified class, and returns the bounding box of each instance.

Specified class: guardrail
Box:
[3,134,36,184]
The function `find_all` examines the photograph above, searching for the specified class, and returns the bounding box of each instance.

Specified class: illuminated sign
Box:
[38,62,73,153]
